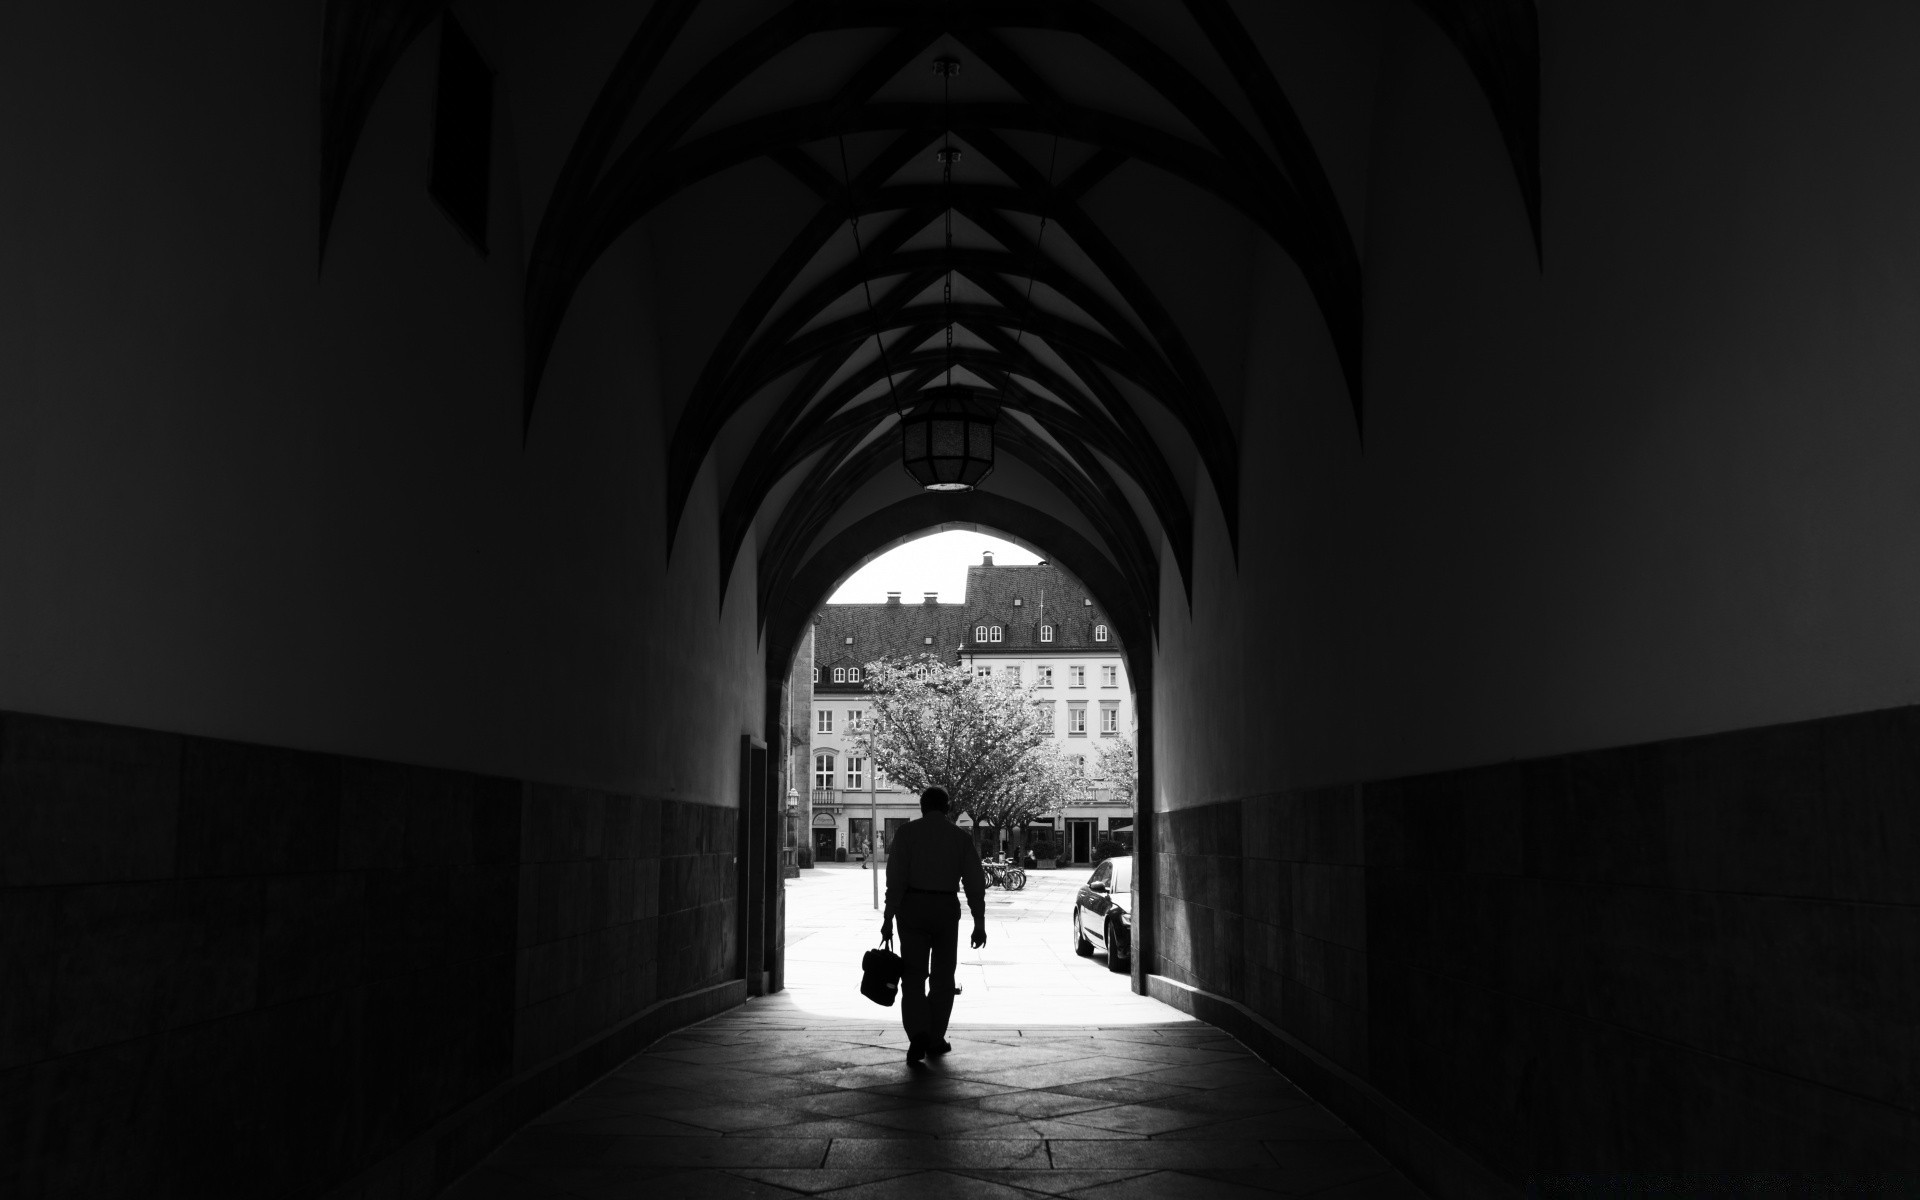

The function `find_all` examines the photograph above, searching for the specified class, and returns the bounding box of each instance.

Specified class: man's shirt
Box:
[885,814,987,922]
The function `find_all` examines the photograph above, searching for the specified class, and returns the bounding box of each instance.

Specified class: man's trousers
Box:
[896,892,960,1044]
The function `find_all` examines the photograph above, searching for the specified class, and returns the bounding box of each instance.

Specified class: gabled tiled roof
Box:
[954,562,1120,653]
[812,561,1119,692]
[813,599,965,691]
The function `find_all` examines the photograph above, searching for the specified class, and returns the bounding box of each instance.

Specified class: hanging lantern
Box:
[901,394,995,491]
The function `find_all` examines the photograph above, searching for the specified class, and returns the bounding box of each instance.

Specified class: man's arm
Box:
[883,824,908,927]
[958,830,987,926]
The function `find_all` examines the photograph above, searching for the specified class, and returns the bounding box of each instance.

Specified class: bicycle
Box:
[984,858,1027,891]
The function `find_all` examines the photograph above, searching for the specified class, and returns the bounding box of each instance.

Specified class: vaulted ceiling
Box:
[320,0,1539,664]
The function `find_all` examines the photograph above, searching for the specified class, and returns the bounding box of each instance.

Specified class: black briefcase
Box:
[861,939,902,1007]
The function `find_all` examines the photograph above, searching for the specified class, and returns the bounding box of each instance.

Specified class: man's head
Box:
[920,786,951,815]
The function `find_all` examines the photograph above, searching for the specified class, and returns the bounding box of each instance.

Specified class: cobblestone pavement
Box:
[444,863,1424,1199]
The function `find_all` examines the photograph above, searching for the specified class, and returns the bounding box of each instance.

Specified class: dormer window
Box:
[847,666,861,683]
[1040,625,1054,642]
[812,667,819,682]
[989,626,1003,642]
[975,625,987,641]
[833,667,846,682]
[1094,625,1108,642]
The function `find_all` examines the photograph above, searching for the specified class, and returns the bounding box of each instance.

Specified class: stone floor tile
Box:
[971,1091,1118,1120]
[867,1076,1023,1101]
[730,1117,932,1139]
[1057,1169,1275,1199]
[530,1112,725,1137]
[813,1169,1042,1200]
[858,1102,1035,1135]
[1120,1062,1280,1090]
[653,1041,786,1066]
[1079,1040,1248,1068]
[569,1167,802,1199]
[1046,1077,1202,1106]
[1047,1139,1276,1171]
[822,1138,1051,1170]
[953,1119,1142,1140]
[672,1102,827,1133]
[949,1056,1164,1090]
[1052,1103,1225,1136]
[951,1170,1156,1197]
[1153,1082,1314,1118]
[784,1089,908,1118]
[725,1167,917,1194]
[597,1134,829,1168]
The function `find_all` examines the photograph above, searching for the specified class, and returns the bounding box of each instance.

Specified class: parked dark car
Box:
[1072,855,1131,973]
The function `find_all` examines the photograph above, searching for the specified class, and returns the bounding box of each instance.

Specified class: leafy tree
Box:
[852,655,1051,844]
[1094,735,1138,806]
[969,743,1077,855]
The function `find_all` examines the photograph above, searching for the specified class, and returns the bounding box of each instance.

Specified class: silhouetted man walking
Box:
[881,786,987,1062]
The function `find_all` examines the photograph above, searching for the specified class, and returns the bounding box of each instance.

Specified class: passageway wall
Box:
[1149,2,1920,1194]
[0,7,759,1197]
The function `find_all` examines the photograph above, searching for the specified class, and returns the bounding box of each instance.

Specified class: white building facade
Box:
[806,553,1136,866]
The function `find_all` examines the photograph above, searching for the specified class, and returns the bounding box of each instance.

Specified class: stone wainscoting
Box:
[1151,704,1920,1196]
[0,712,743,1199]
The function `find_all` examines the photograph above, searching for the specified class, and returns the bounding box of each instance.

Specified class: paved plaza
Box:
[444,863,1423,1199]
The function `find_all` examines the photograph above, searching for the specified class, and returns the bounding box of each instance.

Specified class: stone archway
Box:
[758,489,1159,995]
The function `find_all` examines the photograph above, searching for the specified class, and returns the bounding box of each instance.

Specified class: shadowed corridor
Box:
[448,868,1420,1199]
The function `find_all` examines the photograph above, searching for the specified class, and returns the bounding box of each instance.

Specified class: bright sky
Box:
[827,531,1043,603]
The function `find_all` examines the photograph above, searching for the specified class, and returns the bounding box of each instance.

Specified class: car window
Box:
[1089,862,1112,888]
[1110,857,1130,894]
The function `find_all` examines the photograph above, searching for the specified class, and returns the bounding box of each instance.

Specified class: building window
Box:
[1039,625,1053,642]
[875,765,888,789]
[1070,666,1086,687]
[847,708,863,731]
[1038,666,1053,687]
[1072,754,1087,774]
[1014,598,1023,606]
[832,667,845,683]
[1006,666,1022,685]
[975,665,992,679]
[845,637,854,645]
[1084,598,1093,606]
[1101,706,1119,734]
[1068,705,1087,735]
[818,710,833,734]
[846,757,865,790]
[812,666,819,682]
[429,16,494,252]
[975,625,987,642]
[814,753,835,789]
[847,667,861,683]
[913,665,929,680]
[1095,624,1108,641]
[924,637,933,645]
[1040,700,1056,735]
[1102,665,1117,686]
[989,626,1003,642]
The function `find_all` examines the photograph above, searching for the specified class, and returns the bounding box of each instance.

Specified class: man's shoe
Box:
[906,1039,927,1063]
[930,1040,952,1056]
